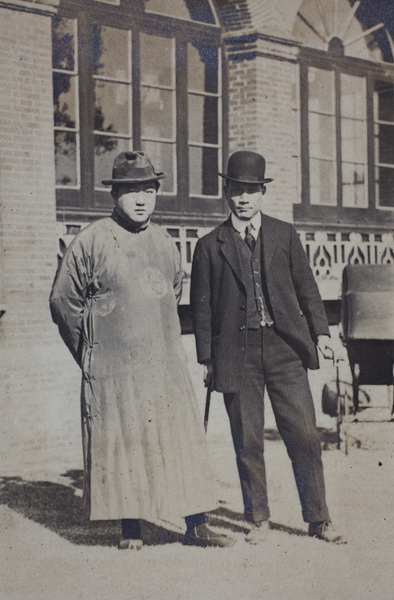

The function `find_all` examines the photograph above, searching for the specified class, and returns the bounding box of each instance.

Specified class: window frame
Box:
[294,47,394,227]
[54,0,227,223]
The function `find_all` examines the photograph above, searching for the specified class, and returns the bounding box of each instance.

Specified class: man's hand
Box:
[203,361,214,390]
[317,334,334,361]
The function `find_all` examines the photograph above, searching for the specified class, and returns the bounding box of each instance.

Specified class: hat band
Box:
[219,173,272,183]
[235,174,261,181]
[112,166,158,180]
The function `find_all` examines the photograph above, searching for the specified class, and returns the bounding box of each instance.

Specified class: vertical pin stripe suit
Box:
[191,213,330,524]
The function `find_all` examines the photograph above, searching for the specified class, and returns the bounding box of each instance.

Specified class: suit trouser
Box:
[224,326,329,524]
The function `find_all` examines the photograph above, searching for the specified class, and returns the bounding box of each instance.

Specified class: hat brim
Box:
[219,173,273,184]
[101,172,166,186]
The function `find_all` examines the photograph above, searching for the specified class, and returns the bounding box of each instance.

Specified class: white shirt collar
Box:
[231,211,262,238]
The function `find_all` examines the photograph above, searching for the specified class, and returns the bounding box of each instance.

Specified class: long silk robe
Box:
[50,216,217,521]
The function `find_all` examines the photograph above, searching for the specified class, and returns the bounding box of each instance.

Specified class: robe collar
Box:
[111,207,150,233]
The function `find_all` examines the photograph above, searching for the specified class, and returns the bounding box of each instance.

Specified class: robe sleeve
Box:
[49,237,91,366]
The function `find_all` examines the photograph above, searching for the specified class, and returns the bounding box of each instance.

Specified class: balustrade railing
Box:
[56,222,394,303]
[298,230,394,299]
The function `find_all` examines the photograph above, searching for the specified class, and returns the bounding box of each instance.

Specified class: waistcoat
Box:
[235,230,273,329]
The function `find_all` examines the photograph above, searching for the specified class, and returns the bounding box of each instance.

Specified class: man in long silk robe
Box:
[50,151,235,549]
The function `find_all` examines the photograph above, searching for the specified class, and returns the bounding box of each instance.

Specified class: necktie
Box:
[244,225,256,253]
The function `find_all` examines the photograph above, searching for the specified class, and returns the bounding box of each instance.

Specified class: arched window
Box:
[52,0,224,222]
[293,0,394,226]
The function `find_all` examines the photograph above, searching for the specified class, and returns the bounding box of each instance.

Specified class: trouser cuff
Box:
[185,513,206,529]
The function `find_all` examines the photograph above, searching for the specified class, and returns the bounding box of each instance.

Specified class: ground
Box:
[1,332,394,600]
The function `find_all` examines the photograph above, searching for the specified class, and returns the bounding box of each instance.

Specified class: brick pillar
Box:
[224,32,301,223]
[0,0,81,476]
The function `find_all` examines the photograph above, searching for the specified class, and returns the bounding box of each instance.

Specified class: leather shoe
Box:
[308,520,347,544]
[245,520,270,544]
[183,524,236,548]
[118,537,143,550]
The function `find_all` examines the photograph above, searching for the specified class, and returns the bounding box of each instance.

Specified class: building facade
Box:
[1,0,393,469]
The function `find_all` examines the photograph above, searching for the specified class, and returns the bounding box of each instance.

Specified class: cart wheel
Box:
[336,391,350,454]
[391,365,394,420]
[343,389,350,455]
[335,358,348,452]
[336,391,351,454]
[336,399,343,450]
[353,363,360,414]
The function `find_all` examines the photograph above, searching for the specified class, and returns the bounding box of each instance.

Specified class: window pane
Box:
[376,166,394,208]
[94,81,131,135]
[189,146,219,195]
[146,0,216,24]
[94,136,130,189]
[341,119,366,163]
[188,43,218,93]
[188,95,218,144]
[141,87,174,139]
[55,131,78,186]
[93,25,131,81]
[141,141,174,193]
[309,113,335,159]
[185,0,216,24]
[340,74,366,119]
[374,80,394,210]
[375,81,394,122]
[140,34,174,87]
[53,73,77,128]
[52,17,75,71]
[145,0,191,20]
[310,158,336,205]
[375,124,394,165]
[308,67,334,113]
[342,163,367,208]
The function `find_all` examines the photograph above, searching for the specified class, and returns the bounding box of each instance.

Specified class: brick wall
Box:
[0,4,82,476]
[226,34,301,222]
[217,0,303,37]
[247,0,302,35]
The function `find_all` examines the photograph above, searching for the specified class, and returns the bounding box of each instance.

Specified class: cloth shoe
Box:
[118,537,143,550]
[245,520,270,544]
[183,524,236,548]
[308,520,347,544]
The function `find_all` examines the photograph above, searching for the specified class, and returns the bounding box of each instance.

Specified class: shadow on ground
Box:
[0,472,184,547]
[0,428,339,548]
[207,504,307,539]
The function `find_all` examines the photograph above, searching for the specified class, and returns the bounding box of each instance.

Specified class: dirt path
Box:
[1,332,394,599]
[1,418,394,600]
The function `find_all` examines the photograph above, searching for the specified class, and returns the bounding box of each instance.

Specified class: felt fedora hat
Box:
[219,151,273,184]
[102,151,165,185]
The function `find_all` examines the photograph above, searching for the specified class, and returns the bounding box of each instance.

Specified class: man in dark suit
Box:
[191,151,346,544]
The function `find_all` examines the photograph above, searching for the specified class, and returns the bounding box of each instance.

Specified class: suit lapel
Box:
[261,213,278,273]
[218,219,246,289]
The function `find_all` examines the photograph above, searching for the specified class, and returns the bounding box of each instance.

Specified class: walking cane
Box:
[204,387,211,433]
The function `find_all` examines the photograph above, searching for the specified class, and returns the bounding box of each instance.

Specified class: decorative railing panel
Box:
[298,231,394,299]
[56,223,394,303]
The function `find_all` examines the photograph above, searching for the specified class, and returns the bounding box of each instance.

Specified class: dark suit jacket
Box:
[190,213,330,393]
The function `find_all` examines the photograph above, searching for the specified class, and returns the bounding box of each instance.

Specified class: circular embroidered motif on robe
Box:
[94,290,116,316]
[139,266,168,299]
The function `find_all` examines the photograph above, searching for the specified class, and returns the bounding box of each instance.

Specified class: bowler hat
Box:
[102,151,165,186]
[219,151,273,184]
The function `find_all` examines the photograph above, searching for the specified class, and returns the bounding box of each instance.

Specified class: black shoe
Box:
[183,524,236,548]
[308,520,347,544]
